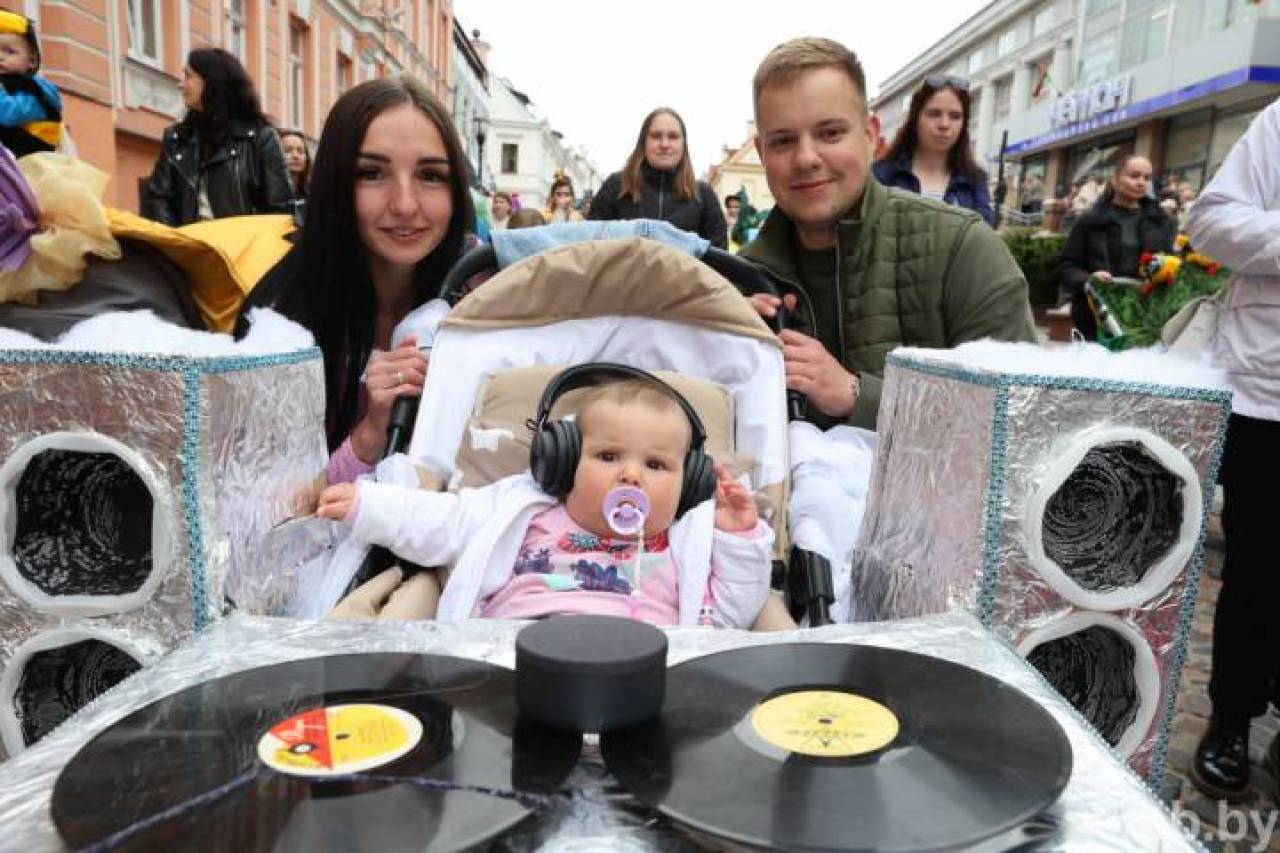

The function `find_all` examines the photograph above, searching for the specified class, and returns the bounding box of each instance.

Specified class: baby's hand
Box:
[316,483,358,522]
[713,462,758,533]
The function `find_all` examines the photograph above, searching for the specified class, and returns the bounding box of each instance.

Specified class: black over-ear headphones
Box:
[528,363,718,518]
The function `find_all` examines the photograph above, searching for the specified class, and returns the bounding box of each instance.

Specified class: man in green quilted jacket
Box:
[742,37,1037,429]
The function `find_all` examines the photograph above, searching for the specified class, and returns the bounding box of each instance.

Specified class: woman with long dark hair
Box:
[588,107,727,248]
[141,48,292,226]
[1055,153,1175,340]
[238,75,475,483]
[873,76,994,225]
[277,128,311,199]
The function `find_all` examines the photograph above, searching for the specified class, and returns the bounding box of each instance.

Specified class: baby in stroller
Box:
[317,363,772,628]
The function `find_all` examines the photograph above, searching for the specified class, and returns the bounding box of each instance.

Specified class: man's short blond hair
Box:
[753,37,868,116]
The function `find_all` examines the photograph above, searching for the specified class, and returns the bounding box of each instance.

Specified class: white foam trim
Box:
[1018,611,1161,759]
[0,626,155,756]
[0,432,177,617]
[896,340,1228,392]
[1021,426,1202,611]
[0,308,314,356]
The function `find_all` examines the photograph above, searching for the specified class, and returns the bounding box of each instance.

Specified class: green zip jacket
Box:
[742,178,1037,428]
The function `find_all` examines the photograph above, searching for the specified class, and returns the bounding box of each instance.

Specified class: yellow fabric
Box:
[106,211,295,332]
[0,153,120,305]
[26,120,61,147]
[0,11,31,35]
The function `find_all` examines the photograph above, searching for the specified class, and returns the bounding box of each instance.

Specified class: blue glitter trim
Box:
[0,347,321,373]
[976,384,1010,627]
[886,352,1233,406]
[179,368,208,631]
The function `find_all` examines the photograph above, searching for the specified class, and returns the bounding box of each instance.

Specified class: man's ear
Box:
[864,111,883,150]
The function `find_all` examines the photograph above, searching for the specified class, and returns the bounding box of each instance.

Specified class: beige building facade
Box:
[705,122,774,214]
[15,0,452,211]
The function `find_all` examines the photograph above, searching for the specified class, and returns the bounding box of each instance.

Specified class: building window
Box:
[335,53,353,95]
[1173,0,1245,43]
[968,47,986,75]
[1119,0,1171,71]
[1032,5,1056,37]
[226,0,246,60]
[126,0,162,63]
[997,26,1024,58]
[501,143,518,175]
[289,22,307,130]
[901,93,912,113]
[1030,56,1055,105]
[994,76,1013,122]
[1079,0,1125,85]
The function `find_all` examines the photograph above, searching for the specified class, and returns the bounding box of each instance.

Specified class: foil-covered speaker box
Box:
[0,345,326,759]
[853,344,1230,780]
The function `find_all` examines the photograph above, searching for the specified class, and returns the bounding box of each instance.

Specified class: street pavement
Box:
[1164,511,1280,852]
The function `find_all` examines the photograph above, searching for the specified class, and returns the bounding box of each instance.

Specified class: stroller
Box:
[288,222,855,626]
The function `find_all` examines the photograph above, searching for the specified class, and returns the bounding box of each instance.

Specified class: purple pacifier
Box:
[603,486,650,537]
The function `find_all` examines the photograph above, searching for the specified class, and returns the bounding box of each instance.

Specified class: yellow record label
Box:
[750,690,899,758]
[257,703,422,777]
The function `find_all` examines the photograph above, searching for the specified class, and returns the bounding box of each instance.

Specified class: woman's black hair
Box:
[269,75,475,450]
[878,80,986,186]
[181,48,268,160]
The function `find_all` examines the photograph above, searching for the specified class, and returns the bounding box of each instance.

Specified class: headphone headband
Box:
[533,362,708,450]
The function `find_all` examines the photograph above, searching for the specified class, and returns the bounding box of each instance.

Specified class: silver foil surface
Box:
[0,612,1203,852]
[0,349,326,761]
[853,348,1230,781]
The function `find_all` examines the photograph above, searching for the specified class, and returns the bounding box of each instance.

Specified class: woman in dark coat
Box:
[1055,154,1176,340]
[588,107,727,249]
[141,48,292,226]
[872,75,994,226]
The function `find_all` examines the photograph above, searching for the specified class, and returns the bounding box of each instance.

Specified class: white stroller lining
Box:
[407,314,789,495]
[787,423,878,624]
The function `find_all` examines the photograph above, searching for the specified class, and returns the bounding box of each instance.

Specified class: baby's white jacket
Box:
[349,473,774,628]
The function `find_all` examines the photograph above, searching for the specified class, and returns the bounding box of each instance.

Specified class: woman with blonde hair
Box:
[588,107,726,248]
[543,174,583,223]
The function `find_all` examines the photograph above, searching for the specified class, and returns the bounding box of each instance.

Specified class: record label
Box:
[749,690,899,758]
[257,703,423,777]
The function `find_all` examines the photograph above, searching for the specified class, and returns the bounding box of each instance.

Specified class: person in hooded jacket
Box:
[588,107,727,249]
[1054,153,1176,340]
[141,48,292,227]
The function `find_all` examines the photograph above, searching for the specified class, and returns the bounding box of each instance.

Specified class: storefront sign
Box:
[1050,76,1132,129]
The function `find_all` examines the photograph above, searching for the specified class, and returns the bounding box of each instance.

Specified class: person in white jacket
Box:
[317,376,773,628]
[1185,96,1280,802]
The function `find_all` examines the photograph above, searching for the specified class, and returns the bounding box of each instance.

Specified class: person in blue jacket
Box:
[0,10,62,158]
[872,75,995,226]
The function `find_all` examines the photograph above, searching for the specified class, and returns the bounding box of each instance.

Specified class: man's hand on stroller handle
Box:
[748,292,797,321]
[352,338,429,462]
[780,330,858,419]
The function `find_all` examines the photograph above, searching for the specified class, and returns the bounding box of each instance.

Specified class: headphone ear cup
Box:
[537,419,580,498]
[529,426,557,495]
[678,449,718,518]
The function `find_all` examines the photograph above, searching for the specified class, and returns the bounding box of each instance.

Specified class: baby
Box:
[0,11,63,158]
[317,372,773,628]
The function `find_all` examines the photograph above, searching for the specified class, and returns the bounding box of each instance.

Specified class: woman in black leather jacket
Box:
[1055,154,1176,340]
[589,107,727,249]
[141,48,292,226]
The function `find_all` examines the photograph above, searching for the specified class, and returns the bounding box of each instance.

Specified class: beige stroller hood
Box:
[406,237,790,544]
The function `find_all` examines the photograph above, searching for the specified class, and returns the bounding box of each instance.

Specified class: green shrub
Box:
[1004,228,1065,307]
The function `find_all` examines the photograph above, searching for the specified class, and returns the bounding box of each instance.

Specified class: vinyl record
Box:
[601,643,1072,852]
[52,653,580,852]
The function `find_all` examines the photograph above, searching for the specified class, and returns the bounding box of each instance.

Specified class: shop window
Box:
[126,0,162,64]
[1207,105,1263,181]
[1066,134,1136,186]
[501,143,519,175]
[1162,109,1212,192]
[1018,155,1049,212]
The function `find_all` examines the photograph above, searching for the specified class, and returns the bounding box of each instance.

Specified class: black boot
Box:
[1191,720,1251,800]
